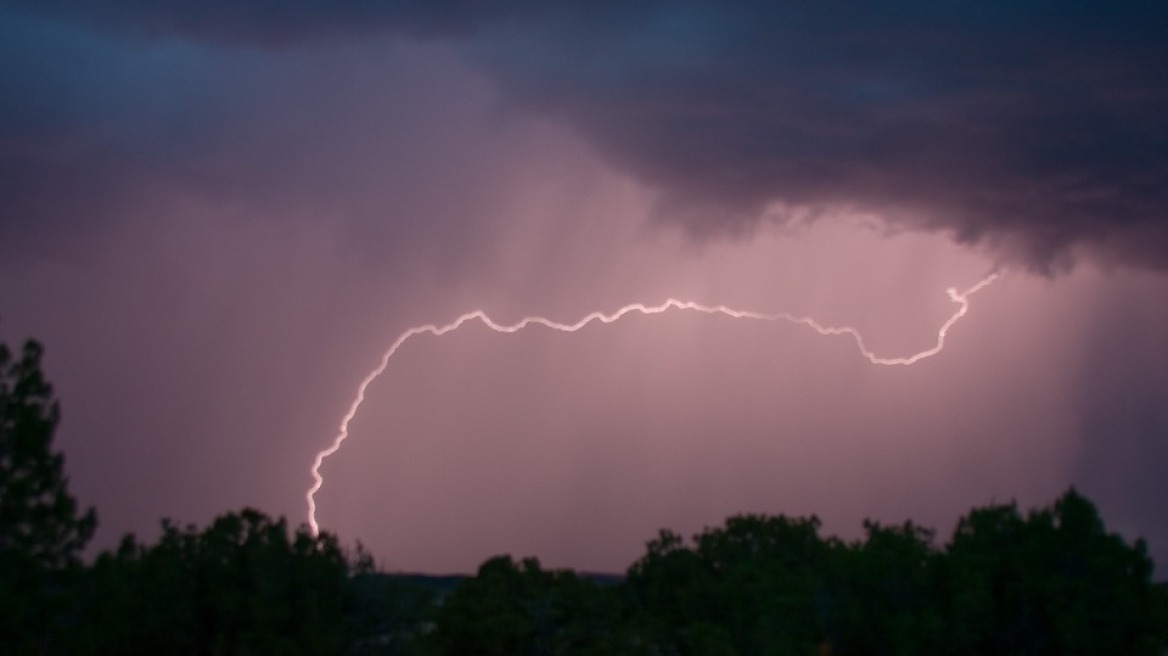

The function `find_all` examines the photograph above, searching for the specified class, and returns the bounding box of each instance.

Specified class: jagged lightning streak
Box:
[306,272,1000,535]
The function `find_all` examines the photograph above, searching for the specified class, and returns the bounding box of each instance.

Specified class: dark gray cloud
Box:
[5,0,1168,271]
[4,0,604,44]
[470,2,1168,271]
[0,12,230,255]
[0,7,521,269]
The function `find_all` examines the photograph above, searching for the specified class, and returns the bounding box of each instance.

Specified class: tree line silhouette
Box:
[2,336,1166,654]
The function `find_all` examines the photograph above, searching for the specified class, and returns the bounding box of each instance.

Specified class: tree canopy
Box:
[0,339,96,568]
[1,338,97,653]
[71,508,358,655]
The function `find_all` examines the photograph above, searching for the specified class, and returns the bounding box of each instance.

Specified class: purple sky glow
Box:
[2,2,1166,574]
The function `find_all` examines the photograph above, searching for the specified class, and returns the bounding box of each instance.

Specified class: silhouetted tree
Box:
[1153,583,1168,646]
[620,495,1163,656]
[430,555,627,656]
[346,572,439,656]
[827,520,945,656]
[942,489,1160,655]
[71,509,355,655]
[0,338,97,653]
[626,515,840,654]
[625,528,719,650]
[697,514,837,653]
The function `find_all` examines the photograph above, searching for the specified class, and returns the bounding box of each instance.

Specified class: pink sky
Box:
[2,8,1166,574]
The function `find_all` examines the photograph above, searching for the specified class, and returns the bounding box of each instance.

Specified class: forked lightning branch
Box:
[306,272,1000,535]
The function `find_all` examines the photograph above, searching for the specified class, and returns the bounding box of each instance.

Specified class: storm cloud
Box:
[9,0,1168,271]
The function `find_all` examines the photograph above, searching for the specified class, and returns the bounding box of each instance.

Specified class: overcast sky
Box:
[2,1,1165,574]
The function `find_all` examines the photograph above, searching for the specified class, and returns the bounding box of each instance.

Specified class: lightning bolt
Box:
[306,272,1000,536]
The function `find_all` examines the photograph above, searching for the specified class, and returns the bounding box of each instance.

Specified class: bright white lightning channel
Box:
[306,272,1000,536]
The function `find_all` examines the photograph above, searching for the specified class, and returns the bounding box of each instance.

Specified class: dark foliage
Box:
[1,339,97,654]
[66,509,357,655]
[427,555,631,655]
[420,493,1163,656]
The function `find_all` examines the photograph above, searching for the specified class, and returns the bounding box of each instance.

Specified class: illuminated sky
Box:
[1,1,1166,574]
